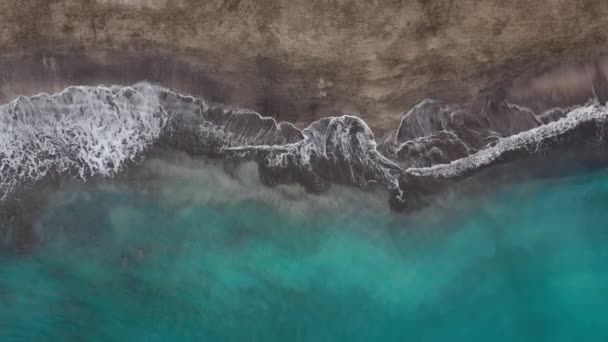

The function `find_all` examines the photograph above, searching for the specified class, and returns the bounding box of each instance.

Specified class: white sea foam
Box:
[0,83,167,199]
[2,82,608,204]
[225,115,405,197]
[407,104,608,177]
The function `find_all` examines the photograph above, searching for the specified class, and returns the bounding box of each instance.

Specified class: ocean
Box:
[1,158,607,341]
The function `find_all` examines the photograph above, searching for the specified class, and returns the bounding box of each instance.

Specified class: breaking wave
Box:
[1,82,607,208]
[0,85,167,199]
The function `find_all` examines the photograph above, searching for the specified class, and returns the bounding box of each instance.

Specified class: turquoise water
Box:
[1,160,608,341]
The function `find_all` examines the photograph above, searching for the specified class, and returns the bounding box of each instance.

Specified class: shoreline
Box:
[3,83,608,203]
[2,82,608,252]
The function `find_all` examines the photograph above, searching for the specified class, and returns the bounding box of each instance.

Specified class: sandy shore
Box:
[1,1,608,133]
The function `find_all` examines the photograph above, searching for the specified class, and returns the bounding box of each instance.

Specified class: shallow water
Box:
[1,159,608,341]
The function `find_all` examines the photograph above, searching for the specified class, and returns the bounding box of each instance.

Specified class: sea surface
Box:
[1,158,607,341]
